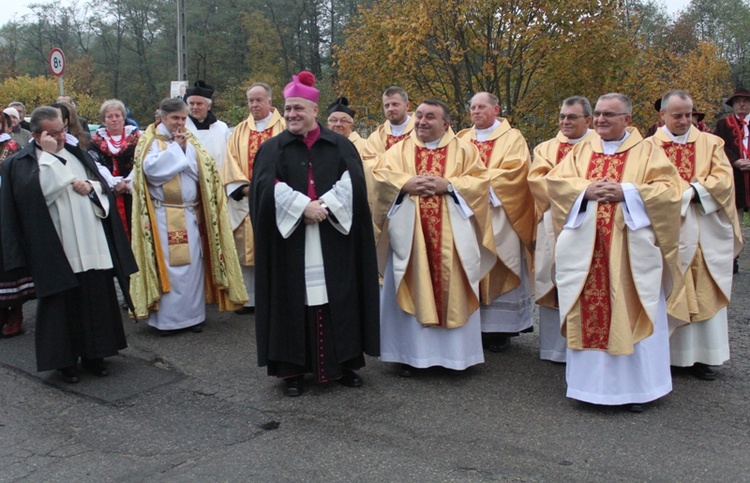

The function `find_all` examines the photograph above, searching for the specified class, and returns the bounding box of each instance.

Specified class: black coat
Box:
[250,125,380,367]
[0,142,138,305]
[714,116,748,209]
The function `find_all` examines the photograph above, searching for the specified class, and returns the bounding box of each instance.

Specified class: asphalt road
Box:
[1,240,749,482]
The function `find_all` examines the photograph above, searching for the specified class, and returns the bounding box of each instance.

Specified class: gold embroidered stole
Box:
[556,142,573,164]
[580,151,627,349]
[386,133,409,150]
[415,146,448,325]
[161,175,192,266]
[661,142,695,183]
[247,129,273,180]
[469,138,496,164]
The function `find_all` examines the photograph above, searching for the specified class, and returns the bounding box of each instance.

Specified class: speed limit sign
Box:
[49,48,65,77]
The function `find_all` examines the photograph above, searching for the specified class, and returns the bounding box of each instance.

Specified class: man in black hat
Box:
[715,87,750,272]
[645,98,664,137]
[184,80,231,173]
[326,96,367,157]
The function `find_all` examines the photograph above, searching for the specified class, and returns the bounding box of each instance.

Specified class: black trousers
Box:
[267,304,365,383]
[35,270,126,371]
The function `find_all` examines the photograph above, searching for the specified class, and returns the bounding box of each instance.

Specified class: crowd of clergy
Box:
[0,71,745,413]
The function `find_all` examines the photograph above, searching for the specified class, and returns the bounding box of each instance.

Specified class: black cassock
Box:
[1,142,138,371]
[250,125,379,381]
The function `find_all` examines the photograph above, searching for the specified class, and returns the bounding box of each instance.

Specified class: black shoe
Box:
[58,366,80,383]
[189,323,204,333]
[284,376,304,397]
[234,306,255,315]
[338,369,363,388]
[399,364,414,378]
[483,334,511,353]
[733,258,739,274]
[626,404,645,413]
[82,358,108,377]
[692,363,717,381]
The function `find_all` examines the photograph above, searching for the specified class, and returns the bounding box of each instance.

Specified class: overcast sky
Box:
[0,0,693,32]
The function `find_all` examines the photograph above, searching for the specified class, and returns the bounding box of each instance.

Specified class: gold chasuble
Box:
[547,127,683,355]
[372,129,496,329]
[130,123,248,318]
[222,109,286,266]
[457,119,535,304]
[364,115,416,162]
[529,131,596,308]
[648,128,743,323]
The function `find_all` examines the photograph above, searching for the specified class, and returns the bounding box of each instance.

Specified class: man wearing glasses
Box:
[457,92,536,353]
[547,93,682,412]
[528,96,595,363]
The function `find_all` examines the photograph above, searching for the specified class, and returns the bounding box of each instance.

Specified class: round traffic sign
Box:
[49,48,65,77]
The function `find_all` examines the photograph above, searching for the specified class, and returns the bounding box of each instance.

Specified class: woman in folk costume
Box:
[0,111,34,337]
[88,99,141,238]
[129,98,247,334]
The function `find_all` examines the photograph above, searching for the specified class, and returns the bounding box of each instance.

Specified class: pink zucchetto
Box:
[283,71,319,103]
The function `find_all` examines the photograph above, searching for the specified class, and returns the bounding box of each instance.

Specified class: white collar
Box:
[254,111,274,131]
[601,130,630,155]
[474,119,501,141]
[390,115,411,136]
[423,137,442,150]
[661,125,690,144]
[567,129,590,145]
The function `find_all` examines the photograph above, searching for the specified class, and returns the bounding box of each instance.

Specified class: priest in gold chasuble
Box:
[222,82,286,314]
[130,98,247,334]
[648,90,743,381]
[457,92,536,353]
[373,100,495,375]
[547,93,682,409]
[529,96,595,363]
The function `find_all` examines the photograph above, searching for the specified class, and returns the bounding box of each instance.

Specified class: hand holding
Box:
[71,179,93,196]
[303,200,328,225]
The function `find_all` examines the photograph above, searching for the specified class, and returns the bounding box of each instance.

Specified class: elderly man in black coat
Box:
[250,72,380,397]
[1,106,137,383]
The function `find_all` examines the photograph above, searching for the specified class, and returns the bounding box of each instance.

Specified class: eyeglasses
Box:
[558,114,586,121]
[593,112,629,118]
[327,118,353,125]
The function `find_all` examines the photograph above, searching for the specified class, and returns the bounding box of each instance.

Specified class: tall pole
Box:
[177,0,187,81]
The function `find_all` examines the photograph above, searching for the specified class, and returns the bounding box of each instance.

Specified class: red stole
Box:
[415,146,448,325]
[556,142,574,164]
[580,151,628,349]
[386,133,409,150]
[469,138,496,166]
[661,142,695,183]
[247,128,273,180]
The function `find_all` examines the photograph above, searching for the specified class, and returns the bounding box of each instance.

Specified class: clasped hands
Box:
[71,179,94,196]
[584,178,624,203]
[734,158,750,171]
[304,199,329,225]
[401,175,450,197]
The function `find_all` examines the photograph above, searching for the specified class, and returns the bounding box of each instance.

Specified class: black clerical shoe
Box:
[338,369,363,388]
[58,366,80,383]
[692,363,717,381]
[399,364,415,378]
[82,358,108,377]
[284,376,304,397]
[626,404,645,413]
[234,306,255,315]
[482,334,511,353]
[189,323,204,333]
